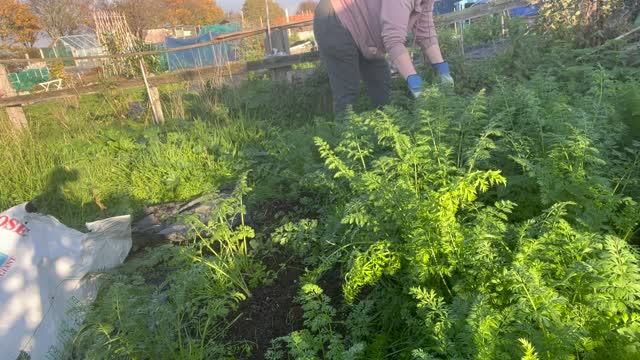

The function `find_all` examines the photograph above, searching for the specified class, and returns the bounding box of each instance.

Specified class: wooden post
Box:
[209,32,215,66]
[139,59,165,124]
[271,65,293,83]
[459,21,465,57]
[0,64,27,130]
[148,87,164,124]
[265,0,273,54]
[286,9,292,38]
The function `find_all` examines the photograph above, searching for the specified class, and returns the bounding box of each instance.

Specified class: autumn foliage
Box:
[242,0,285,25]
[0,0,40,47]
[108,0,224,37]
[163,0,224,26]
[296,0,317,14]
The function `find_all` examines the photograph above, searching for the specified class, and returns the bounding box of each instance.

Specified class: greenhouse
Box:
[43,34,104,68]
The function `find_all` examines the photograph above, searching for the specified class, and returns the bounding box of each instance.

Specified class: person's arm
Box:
[381,0,417,80]
[415,0,453,85]
[414,0,443,64]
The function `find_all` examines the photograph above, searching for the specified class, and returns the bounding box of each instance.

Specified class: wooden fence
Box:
[0,0,537,127]
[0,52,321,108]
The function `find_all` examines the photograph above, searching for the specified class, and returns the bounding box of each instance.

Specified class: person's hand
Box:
[432,62,454,88]
[407,74,422,98]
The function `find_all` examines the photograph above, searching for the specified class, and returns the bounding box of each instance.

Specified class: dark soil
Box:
[465,40,509,61]
[226,250,347,359]
[250,198,306,234]
[226,252,306,360]
[317,267,344,310]
[127,233,169,259]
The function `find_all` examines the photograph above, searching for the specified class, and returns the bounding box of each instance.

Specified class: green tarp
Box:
[199,22,241,35]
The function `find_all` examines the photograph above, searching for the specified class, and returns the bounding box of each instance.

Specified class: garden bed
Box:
[3,21,640,359]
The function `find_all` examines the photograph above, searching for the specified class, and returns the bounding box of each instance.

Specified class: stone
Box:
[128,101,145,120]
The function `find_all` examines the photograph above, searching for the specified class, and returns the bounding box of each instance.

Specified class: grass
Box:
[0,83,267,228]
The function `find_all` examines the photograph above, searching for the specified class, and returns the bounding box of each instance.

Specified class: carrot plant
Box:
[270,75,640,358]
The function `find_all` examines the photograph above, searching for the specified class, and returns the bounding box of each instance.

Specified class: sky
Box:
[217,0,303,13]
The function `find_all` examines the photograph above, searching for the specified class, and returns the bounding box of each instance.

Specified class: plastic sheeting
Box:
[165,31,239,71]
[40,46,75,67]
[200,22,241,35]
[510,5,539,17]
[0,203,132,359]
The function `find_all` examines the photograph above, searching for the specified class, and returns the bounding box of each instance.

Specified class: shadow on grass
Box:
[30,166,143,231]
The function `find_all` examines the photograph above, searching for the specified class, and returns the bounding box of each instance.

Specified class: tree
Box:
[163,0,225,26]
[296,0,317,14]
[225,10,243,23]
[242,0,286,25]
[0,0,40,47]
[110,0,166,37]
[539,0,628,45]
[29,0,88,39]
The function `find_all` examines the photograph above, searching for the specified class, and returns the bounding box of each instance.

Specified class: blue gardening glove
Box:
[407,74,423,98]
[432,62,454,87]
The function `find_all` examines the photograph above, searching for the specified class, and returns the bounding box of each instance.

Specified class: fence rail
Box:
[0,53,322,107]
[0,0,537,110]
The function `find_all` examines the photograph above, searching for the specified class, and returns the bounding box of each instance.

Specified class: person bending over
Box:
[314,0,453,114]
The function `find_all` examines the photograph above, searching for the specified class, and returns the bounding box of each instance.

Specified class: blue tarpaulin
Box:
[164,31,238,71]
[510,5,539,17]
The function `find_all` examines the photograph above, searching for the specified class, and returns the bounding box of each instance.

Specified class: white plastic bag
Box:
[0,203,132,359]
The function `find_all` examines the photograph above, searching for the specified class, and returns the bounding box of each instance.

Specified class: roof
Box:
[57,34,101,50]
[0,49,16,59]
[144,29,168,44]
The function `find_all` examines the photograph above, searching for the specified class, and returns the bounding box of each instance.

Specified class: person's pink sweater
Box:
[330,0,439,78]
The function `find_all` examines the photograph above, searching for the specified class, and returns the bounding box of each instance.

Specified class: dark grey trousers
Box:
[313,0,391,114]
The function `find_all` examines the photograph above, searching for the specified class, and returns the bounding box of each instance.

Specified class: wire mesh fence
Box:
[8,68,50,92]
